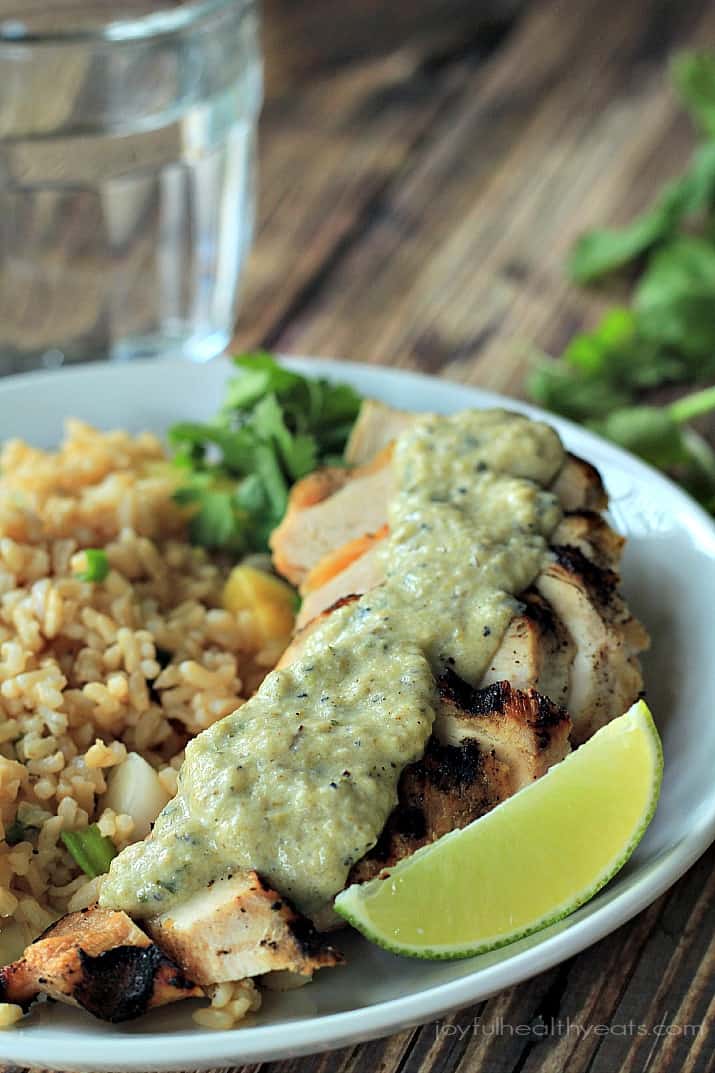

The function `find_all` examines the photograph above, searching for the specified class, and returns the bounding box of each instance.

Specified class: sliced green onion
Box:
[75,549,110,583]
[61,824,117,877]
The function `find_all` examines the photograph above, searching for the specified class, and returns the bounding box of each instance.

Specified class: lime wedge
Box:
[334,700,662,958]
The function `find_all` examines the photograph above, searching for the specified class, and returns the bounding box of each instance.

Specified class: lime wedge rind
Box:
[334,701,663,960]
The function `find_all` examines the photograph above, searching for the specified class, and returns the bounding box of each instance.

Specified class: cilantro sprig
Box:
[170,354,362,554]
[529,51,715,513]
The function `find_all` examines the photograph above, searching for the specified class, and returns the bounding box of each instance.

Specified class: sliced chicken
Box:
[271,400,608,591]
[289,577,579,751]
[293,510,622,637]
[348,736,511,886]
[302,524,388,595]
[274,452,608,591]
[2,874,343,1019]
[285,513,645,754]
[146,871,343,986]
[299,570,583,719]
[551,455,608,512]
[553,511,624,569]
[296,521,620,641]
[297,537,385,630]
[345,399,419,465]
[288,465,352,507]
[350,673,571,886]
[480,589,575,708]
[0,907,202,1021]
[287,528,646,753]
[536,545,648,744]
[270,446,395,586]
[435,671,572,792]
[275,399,643,756]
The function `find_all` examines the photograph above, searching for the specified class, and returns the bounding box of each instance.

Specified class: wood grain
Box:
[239,0,715,397]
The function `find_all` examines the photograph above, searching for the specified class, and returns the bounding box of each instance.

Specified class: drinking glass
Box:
[0,0,262,374]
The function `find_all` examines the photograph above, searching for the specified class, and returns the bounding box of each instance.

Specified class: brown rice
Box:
[0,420,283,994]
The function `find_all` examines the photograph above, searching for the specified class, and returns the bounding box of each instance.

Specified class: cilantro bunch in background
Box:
[170,354,361,554]
[529,51,715,514]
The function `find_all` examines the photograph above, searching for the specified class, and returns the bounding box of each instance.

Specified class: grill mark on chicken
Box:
[438,669,569,743]
[536,549,648,743]
[480,589,574,707]
[349,736,509,884]
[285,912,346,961]
[146,870,343,986]
[349,673,572,887]
[551,454,607,511]
[519,588,559,635]
[552,544,618,601]
[554,511,624,568]
[435,671,572,793]
[72,945,193,1023]
[0,907,202,1020]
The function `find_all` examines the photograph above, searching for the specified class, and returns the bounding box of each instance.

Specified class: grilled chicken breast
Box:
[273,401,648,748]
[2,874,342,1017]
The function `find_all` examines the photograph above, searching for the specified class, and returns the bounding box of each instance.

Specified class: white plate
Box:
[0,357,713,1072]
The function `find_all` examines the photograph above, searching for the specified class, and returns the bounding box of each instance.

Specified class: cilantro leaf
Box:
[187,490,244,552]
[672,51,715,138]
[222,352,304,412]
[169,354,362,554]
[533,53,715,519]
[588,397,715,514]
[527,360,631,422]
[527,308,688,422]
[635,236,715,364]
[251,395,318,480]
[589,407,689,468]
[567,142,715,283]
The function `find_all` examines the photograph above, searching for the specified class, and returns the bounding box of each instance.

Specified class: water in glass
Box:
[0,1,262,374]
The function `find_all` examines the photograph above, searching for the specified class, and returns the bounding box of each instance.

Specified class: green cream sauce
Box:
[100,410,565,918]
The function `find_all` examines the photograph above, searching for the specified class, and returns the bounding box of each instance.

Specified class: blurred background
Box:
[249,0,715,395]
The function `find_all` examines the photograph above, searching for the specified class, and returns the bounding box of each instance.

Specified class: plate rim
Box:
[0,354,714,1071]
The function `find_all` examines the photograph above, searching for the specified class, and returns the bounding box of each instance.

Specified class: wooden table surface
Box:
[10,1,714,1071]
